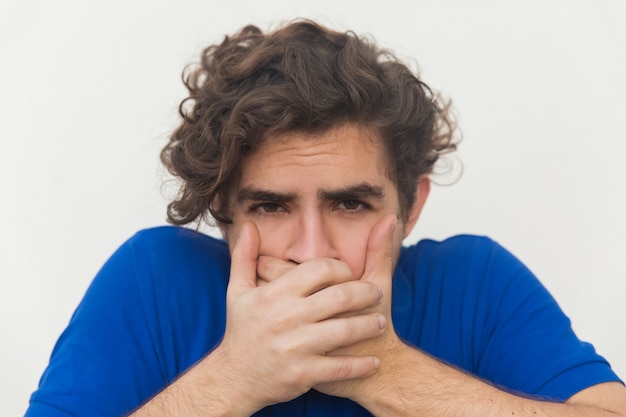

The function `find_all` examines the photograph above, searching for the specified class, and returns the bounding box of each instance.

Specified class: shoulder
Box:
[86,226,231,307]
[398,234,521,277]
[127,225,228,256]
[83,226,232,379]
[401,234,496,256]
[80,225,231,303]
[26,227,232,416]
[394,234,536,323]
[120,225,230,272]
[395,235,622,400]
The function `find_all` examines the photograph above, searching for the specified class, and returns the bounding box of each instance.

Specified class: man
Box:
[26,20,625,416]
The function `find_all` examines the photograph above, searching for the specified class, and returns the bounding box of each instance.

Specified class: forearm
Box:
[129,347,256,417]
[354,343,626,417]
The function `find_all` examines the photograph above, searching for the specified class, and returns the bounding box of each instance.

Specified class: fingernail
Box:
[377,314,387,329]
[377,286,383,302]
[373,357,381,369]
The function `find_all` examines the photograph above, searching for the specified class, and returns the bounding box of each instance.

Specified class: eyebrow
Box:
[237,182,385,203]
[237,186,298,203]
[318,183,385,201]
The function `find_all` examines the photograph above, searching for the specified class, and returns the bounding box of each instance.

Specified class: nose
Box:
[284,210,340,264]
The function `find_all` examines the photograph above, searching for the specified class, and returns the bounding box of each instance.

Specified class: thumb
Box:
[362,214,397,285]
[228,221,260,298]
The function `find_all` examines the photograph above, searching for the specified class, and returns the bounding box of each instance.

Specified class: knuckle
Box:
[261,304,294,335]
[258,285,279,306]
[336,318,354,340]
[282,335,304,355]
[367,282,382,302]
[291,363,306,381]
[316,319,351,347]
[331,284,351,306]
[330,360,354,380]
[286,362,313,389]
[268,310,292,334]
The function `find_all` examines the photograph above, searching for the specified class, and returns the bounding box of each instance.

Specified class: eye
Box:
[251,202,286,214]
[335,199,368,212]
[341,200,362,210]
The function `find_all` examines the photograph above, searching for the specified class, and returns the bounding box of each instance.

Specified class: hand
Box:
[256,215,403,402]
[213,222,386,413]
[314,214,402,400]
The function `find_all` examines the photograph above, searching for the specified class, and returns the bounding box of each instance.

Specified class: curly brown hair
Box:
[161,19,457,225]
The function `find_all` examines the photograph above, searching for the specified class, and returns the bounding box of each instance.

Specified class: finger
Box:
[308,313,386,353]
[276,258,355,297]
[306,280,382,321]
[227,222,260,298]
[361,214,397,285]
[309,354,381,385]
[257,255,298,283]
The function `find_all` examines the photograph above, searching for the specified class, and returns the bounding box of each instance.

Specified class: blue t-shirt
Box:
[26,227,621,416]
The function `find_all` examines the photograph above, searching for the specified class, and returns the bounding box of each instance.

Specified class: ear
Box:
[218,222,239,254]
[402,176,430,239]
[218,223,228,240]
[218,219,241,247]
[212,198,230,241]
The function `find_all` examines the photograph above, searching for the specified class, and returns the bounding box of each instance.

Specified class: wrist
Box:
[350,337,414,410]
[196,344,262,416]
[130,345,259,417]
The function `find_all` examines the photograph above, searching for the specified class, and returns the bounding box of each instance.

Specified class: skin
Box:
[218,123,429,410]
[223,123,427,277]
[132,123,626,416]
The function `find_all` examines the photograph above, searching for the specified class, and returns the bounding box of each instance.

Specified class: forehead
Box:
[239,124,391,185]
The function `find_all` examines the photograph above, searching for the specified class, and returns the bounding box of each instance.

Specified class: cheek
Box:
[342,218,406,279]
[223,219,287,257]
[335,231,370,279]
[256,222,290,258]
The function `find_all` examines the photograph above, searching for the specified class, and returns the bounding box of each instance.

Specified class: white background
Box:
[1,1,625,415]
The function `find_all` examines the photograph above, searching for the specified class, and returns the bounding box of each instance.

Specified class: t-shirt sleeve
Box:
[25,232,170,417]
[473,239,622,401]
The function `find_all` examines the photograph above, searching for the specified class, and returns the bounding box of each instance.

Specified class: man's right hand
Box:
[131,221,385,417]
[213,221,386,414]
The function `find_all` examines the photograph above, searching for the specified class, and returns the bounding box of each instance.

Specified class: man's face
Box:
[222,124,424,278]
